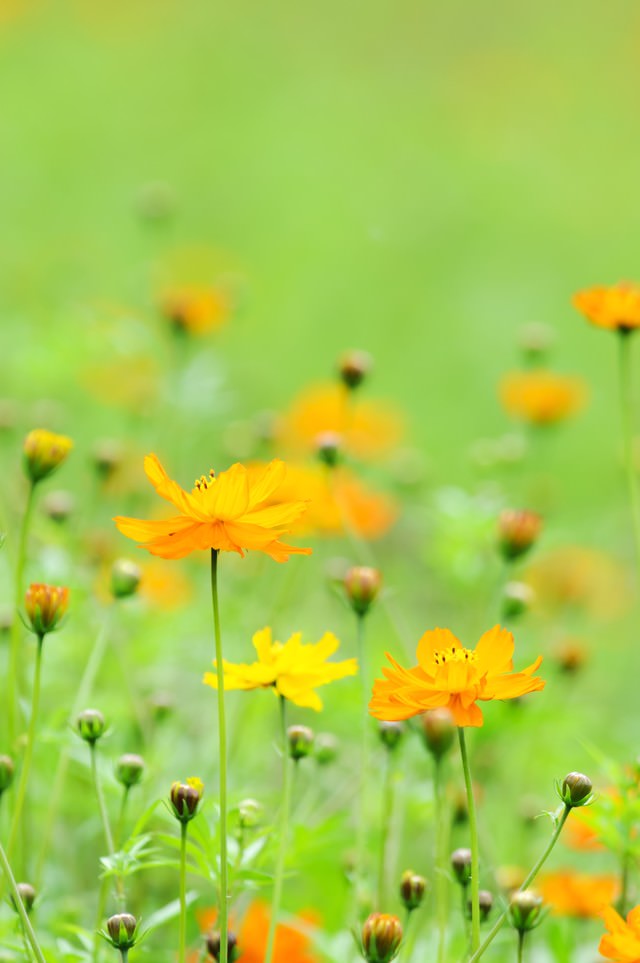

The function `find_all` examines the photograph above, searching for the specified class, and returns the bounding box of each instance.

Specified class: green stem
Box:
[355,613,369,912]
[116,788,130,850]
[376,750,394,909]
[434,758,449,963]
[90,744,115,858]
[179,822,188,963]
[517,931,525,963]
[618,332,640,575]
[8,481,36,748]
[210,550,228,963]
[619,850,631,916]
[0,837,47,963]
[264,696,292,963]
[120,950,128,963]
[457,728,480,953]
[7,634,44,870]
[469,805,570,963]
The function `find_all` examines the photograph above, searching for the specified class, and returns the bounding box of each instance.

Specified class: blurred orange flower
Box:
[370,625,544,727]
[499,370,586,425]
[599,904,640,961]
[563,807,603,851]
[161,285,229,335]
[573,282,640,334]
[195,901,318,963]
[525,546,631,620]
[139,561,193,609]
[540,871,618,918]
[279,383,403,459]
[114,455,311,562]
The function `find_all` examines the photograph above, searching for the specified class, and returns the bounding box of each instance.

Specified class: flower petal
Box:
[475,625,514,675]
[416,627,460,673]
[144,453,208,519]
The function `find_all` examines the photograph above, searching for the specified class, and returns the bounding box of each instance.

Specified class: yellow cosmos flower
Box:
[114,455,312,562]
[203,626,358,710]
[369,625,544,727]
[599,904,640,961]
[499,370,586,426]
[573,282,640,333]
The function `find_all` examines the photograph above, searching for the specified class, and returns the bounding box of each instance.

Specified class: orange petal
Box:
[144,454,207,519]
[416,627,460,672]
[114,514,195,541]
[475,625,514,675]
[245,460,287,508]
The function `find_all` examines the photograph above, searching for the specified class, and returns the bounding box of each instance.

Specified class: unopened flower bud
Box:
[315,732,339,765]
[420,708,456,760]
[23,429,73,484]
[136,180,175,224]
[12,882,36,913]
[315,431,342,468]
[553,639,587,674]
[24,583,69,637]
[0,755,15,794]
[498,510,541,561]
[451,848,473,886]
[399,870,427,911]
[104,913,139,949]
[509,890,543,933]
[42,490,74,523]
[206,930,239,961]
[116,754,145,789]
[287,725,314,761]
[76,709,106,745]
[92,439,123,480]
[238,798,263,829]
[501,581,535,620]
[519,323,555,366]
[558,771,594,808]
[111,559,142,599]
[170,778,204,823]
[467,889,493,922]
[361,913,403,963]
[338,350,372,390]
[148,691,174,721]
[378,721,404,752]
[344,566,382,617]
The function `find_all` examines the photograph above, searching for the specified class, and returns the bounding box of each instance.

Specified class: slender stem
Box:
[120,950,128,963]
[376,750,394,909]
[457,728,480,953]
[116,788,130,850]
[355,613,369,912]
[434,758,449,963]
[619,850,631,916]
[8,481,36,748]
[210,550,228,963]
[469,805,570,962]
[0,837,47,963]
[264,696,292,963]
[179,821,188,963]
[517,930,525,963]
[618,332,640,575]
[90,744,115,859]
[7,635,44,869]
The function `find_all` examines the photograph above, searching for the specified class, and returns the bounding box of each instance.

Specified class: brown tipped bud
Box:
[287,725,314,761]
[23,429,73,484]
[468,889,493,922]
[498,509,541,561]
[552,639,587,674]
[12,883,36,914]
[315,430,342,467]
[92,439,124,480]
[509,890,543,933]
[344,566,382,617]
[361,913,403,963]
[558,771,594,808]
[111,559,142,599]
[420,708,456,760]
[24,583,69,637]
[42,490,75,523]
[0,755,15,794]
[170,777,204,823]
[104,913,139,949]
[451,848,473,886]
[501,581,535,620]
[115,754,145,789]
[399,870,427,911]
[76,709,106,745]
[338,350,372,390]
[206,930,239,961]
[315,732,339,765]
[238,798,263,829]
[378,721,404,752]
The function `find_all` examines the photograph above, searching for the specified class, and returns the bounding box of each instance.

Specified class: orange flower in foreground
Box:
[573,282,640,333]
[370,625,544,727]
[540,871,618,918]
[161,285,229,335]
[500,370,586,425]
[599,904,640,961]
[114,455,311,561]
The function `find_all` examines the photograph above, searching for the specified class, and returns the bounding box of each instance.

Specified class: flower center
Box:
[193,469,216,492]
[433,645,477,666]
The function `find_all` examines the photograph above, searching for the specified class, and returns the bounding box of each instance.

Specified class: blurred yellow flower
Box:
[525,545,631,619]
[203,626,358,710]
[161,285,229,335]
[573,282,640,333]
[499,370,586,425]
[599,904,640,961]
[114,455,311,562]
[540,871,618,918]
[23,429,73,484]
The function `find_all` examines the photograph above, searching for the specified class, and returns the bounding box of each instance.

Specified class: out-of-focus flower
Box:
[563,806,603,851]
[114,455,311,562]
[525,546,631,620]
[139,561,193,610]
[369,625,544,727]
[197,901,318,963]
[599,904,640,961]
[82,356,160,411]
[278,384,403,460]
[203,626,357,711]
[23,429,73,484]
[161,285,229,335]
[540,871,618,918]
[499,370,586,425]
[573,282,640,334]
[552,638,588,674]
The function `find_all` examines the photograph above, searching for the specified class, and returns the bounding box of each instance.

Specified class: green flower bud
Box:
[361,913,403,963]
[238,798,263,829]
[420,708,456,760]
[76,709,106,745]
[344,566,382,617]
[42,490,74,523]
[509,890,543,933]
[558,771,594,808]
[103,913,139,950]
[339,350,372,390]
[315,431,342,468]
[170,778,204,823]
[498,509,541,561]
[315,732,339,765]
[0,755,15,794]
[451,848,473,886]
[12,882,36,914]
[467,889,494,922]
[501,581,535,620]
[111,559,142,600]
[115,754,145,789]
[399,870,427,911]
[287,725,314,761]
[378,721,404,752]
[206,930,239,961]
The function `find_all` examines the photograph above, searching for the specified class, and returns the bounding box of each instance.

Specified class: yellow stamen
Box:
[433,646,476,666]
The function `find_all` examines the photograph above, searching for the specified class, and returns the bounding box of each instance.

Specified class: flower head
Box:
[369,625,545,727]
[24,583,69,637]
[573,282,640,333]
[540,871,618,918]
[23,429,73,483]
[500,371,586,426]
[114,455,311,562]
[599,904,640,961]
[203,627,357,710]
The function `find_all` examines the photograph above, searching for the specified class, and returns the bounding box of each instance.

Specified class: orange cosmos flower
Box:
[499,370,586,425]
[369,625,544,727]
[195,902,318,963]
[540,871,618,918]
[599,904,640,961]
[161,285,229,335]
[114,455,311,562]
[573,282,640,334]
